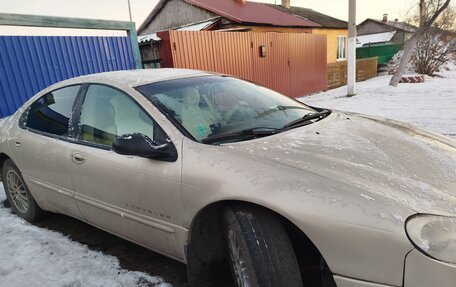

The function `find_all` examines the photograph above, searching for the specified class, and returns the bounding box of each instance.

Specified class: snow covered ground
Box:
[0,186,171,287]
[301,68,456,138]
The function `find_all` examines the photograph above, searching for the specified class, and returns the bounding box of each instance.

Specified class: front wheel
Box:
[223,204,303,287]
[2,159,45,222]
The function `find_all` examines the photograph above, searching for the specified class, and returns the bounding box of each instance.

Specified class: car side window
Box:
[78,85,155,147]
[25,85,80,137]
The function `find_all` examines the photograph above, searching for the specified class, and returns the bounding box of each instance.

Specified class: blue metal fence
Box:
[0,36,136,118]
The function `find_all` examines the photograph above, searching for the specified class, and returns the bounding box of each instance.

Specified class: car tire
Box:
[223,204,303,287]
[2,159,45,222]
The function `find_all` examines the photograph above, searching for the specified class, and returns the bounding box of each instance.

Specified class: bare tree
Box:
[389,0,452,86]
[413,8,456,75]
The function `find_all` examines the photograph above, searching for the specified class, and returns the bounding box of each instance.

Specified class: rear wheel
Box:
[2,159,45,222]
[223,204,303,287]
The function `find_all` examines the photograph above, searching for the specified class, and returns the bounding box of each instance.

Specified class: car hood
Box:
[227,111,456,217]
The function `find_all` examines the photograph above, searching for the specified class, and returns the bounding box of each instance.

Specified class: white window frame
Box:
[337,36,347,61]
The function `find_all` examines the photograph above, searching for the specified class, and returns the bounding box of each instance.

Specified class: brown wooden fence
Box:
[157,30,327,98]
[327,57,378,90]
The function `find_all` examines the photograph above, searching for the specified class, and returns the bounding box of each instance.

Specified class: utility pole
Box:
[128,0,133,22]
[347,0,356,96]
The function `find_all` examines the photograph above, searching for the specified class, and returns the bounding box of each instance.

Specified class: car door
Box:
[68,84,184,259]
[8,85,83,219]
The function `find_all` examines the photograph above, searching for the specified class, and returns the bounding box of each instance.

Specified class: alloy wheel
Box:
[6,170,29,213]
[227,228,251,287]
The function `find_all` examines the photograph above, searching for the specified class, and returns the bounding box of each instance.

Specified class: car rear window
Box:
[24,85,80,137]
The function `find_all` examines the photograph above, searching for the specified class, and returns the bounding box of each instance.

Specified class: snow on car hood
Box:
[230,111,456,216]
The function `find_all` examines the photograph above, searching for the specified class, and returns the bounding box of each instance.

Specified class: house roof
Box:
[359,19,418,33]
[356,31,396,47]
[267,4,348,29]
[138,18,221,44]
[138,33,161,44]
[138,0,320,33]
[176,17,220,31]
[185,0,320,27]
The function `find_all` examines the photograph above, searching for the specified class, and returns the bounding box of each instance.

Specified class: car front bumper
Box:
[333,249,456,287]
[404,249,456,287]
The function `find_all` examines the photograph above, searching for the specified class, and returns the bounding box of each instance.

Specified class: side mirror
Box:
[112,133,177,162]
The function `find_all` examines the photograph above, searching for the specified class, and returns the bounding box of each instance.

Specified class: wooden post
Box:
[0,13,142,69]
[127,28,142,69]
[347,0,357,96]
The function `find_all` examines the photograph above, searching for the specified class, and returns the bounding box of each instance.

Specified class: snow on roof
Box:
[139,18,220,44]
[356,31,396,48]
[138,33,161,44]
[176,18,219,31]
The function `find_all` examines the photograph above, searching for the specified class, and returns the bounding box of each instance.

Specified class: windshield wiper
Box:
[255,105,312,118]
[202,127,282,144]
[283,109,331,129]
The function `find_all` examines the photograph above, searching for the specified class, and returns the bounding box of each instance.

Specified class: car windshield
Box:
[136,76,321,144]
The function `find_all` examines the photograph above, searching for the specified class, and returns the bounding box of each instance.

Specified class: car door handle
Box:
[71,152,86,164]
[14,140,22,147]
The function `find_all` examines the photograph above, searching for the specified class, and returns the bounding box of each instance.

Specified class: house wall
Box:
[139,0,217,35]
[139,42,162,68]
[140,43,160,61]
[357,21,395,35]
[219,25,345,63]
[312,28,348,63]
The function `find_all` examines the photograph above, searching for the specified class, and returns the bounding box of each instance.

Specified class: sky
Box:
[0,0,422,36]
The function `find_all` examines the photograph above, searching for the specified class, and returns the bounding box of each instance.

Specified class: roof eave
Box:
[313,26,347,30]
[238,22,320,28]
[358,18,417,33]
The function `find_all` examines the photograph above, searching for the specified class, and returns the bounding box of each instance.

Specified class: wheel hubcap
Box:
[228,229,251,287]
[6,170,28,213]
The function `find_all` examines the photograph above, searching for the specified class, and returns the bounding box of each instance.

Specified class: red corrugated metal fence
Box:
[157,30,327,97]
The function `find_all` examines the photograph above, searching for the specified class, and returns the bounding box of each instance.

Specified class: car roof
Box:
[61,68,214,88]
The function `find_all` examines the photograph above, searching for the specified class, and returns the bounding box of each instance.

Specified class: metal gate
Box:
[0,36,135,118]
[158,30,327,98]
